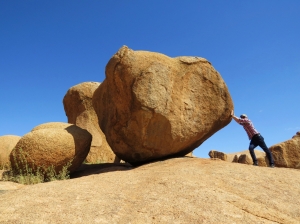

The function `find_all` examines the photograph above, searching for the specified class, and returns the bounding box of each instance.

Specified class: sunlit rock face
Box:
[93,46,233,165]
[270,131,300,169]
[10,123,92,174]
[63,82,118,163]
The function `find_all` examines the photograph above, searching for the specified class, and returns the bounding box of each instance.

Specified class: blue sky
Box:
[1,1,299,158]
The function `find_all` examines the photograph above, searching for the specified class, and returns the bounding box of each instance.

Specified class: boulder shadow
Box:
[70,163,133,179]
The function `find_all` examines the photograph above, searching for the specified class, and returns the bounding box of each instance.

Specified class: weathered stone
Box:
[232,154,240,163]
[238,154,252,164]
[63,82,118,163]
[31,122,72,131]
[213,149,269,166]
[2,158,300,223]
[93,46,233,164]
[208,150,227,161]
[10,123,92,174]
[270,132,300,169]
[257,157,268,167]
[0,135,21,168]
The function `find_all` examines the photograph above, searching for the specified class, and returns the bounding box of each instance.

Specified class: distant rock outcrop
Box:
[237,154,252,164]
[209,149,269,166]
[0,135,21,168]
[270,131,300,169]
[93,46,233,164]
[10,123,92,174]
[208,150,227,161]
[63,82,118,163]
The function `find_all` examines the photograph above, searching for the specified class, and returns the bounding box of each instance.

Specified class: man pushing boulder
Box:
[231,110,275,168]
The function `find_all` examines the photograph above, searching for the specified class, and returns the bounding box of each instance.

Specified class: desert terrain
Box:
[1,157,300,223]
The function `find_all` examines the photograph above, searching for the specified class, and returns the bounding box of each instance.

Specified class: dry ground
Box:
[1,157,300,224]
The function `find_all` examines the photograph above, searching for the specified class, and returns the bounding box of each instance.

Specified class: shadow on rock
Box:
[70,163,133,179]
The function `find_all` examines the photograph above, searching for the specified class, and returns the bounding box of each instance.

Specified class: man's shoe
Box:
[253,163,258,166]
[269,164,275,168]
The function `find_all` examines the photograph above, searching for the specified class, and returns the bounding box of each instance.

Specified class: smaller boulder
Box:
[10,123,92,175]
[63,82,118,164]
[270,132,300,169]
[232,154,240,163]
[237,154,252,164]
[0,135,21,168]
[209,149,268,166]
[208,150,227,161]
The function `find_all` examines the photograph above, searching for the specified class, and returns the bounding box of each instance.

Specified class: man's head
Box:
[240,114,247,119]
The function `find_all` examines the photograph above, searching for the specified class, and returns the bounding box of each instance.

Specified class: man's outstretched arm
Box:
[231,110,240,123]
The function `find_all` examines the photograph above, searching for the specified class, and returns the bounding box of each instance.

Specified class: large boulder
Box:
[63,82,118,163]
[270,132,300,169]
[0,135,21,168]
[93,46,233,164]
[10,123,92,175]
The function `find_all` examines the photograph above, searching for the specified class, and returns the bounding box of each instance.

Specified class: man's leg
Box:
[249,139,258,165]
[257,135,274,166]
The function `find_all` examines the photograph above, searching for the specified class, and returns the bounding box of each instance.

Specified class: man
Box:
[231,110,275,168]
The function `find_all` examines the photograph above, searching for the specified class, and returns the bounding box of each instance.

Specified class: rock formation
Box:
[237,154,252,164]
[2,157,300,223]
[208,150,227,161]
[209,149,269,166]
[63,82,118,163]
[270,131,300,169]
[0,135,21,168]
[31,122,74,131]
[10,122,92,174]
[93,46,233,164]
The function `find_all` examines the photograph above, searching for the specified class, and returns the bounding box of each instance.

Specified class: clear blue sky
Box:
[1,1,299,158]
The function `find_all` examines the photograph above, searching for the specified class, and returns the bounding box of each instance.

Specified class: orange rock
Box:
[10,123,92,174]
[63,82,118,163]
[208,150,227,161]
[0,135,21,168]
[210,149,269,166]
[93,46,233,164]
[238,154,252,164]
[270,132,300,168]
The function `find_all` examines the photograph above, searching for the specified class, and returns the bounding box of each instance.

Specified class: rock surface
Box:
[0,135,21,168]
[10,123,92,174]
[237,154,252,164]
[31,122,73,131]
[208,150,227,161]
[63,82,118,163]
[1,158,300,223]
[93,46,233,164]
[270,131,300,169]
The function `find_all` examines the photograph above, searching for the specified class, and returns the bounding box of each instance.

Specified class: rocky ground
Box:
[1,157,300,223]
